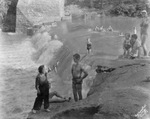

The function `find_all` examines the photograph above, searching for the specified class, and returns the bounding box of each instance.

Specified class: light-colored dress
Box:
[130,40,141,57]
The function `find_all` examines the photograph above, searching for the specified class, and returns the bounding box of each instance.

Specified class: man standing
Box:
[71,53,88,102]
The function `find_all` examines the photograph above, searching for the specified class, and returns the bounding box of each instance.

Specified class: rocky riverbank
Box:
[27,58,150,119]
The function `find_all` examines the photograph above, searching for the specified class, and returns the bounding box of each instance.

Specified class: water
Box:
[0,16,150,119]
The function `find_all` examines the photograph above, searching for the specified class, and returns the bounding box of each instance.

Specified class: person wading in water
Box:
[140,10,149,57]
[87,38,92,54]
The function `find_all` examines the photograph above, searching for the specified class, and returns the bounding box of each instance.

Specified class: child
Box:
[71,53,88,102]
[87,38,92,54]
[123,33,131,58]
[32,65,51,113]
[129,34,141,59]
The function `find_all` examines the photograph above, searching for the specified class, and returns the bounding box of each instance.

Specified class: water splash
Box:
[31,32,63,66]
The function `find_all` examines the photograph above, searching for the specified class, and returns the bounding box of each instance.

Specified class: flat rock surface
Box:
[27,59,150,119]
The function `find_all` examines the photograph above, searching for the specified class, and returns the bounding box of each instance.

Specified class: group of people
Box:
[32,53,88,113]
[94,25,113,32]
[31,10,149,114]
[122,33,141,59]
[122,10,149,59]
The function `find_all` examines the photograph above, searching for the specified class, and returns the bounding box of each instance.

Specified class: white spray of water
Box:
[31,31,63,66]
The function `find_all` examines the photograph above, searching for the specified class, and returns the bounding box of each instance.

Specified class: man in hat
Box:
[140,10,149,56]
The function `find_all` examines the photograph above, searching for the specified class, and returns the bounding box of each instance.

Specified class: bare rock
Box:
[27,62,150,119]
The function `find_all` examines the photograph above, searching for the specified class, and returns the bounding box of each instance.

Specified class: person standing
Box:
[123,33,131,58]
[140,10,149,56]
[71,53,88,102]
[87,38,92,54]
[32,65,51,113]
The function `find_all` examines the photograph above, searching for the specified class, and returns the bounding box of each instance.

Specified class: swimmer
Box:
[99,26,106,32]
[87,38,92,54]
[123,33,131,58]
[107,26,113,32]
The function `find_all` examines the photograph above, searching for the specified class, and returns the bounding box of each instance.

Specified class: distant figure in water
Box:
[94,26,99,31]
[94,26,106,32]
[107,26,113,32]
[71,53,88,102]
[32,65,51,113]
[123,33,131,58]
[140,10,149,56]
[133,27,137,34]
[99,26,106,32]
[87,38,92,54]
[129,34,141,59]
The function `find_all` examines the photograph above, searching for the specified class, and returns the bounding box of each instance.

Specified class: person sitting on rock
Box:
[87,38,92,54]
[123,33,131,58]
[129,34,141,59]
[32,65,51,114]
[71,53,88,102]
[49,91,71,103]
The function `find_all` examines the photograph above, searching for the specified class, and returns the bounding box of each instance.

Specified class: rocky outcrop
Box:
[27,60,150,119]
[2,0,64,33]
[17,0,64,26]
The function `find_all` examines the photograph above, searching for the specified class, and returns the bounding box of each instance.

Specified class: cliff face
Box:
[2,0,64,33]
[88,62,150,119]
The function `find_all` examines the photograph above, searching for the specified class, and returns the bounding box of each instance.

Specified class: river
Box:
[0,16,150,119]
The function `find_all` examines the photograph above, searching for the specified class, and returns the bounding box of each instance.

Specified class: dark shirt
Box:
[87,43,92,49]
[35,73,49,91]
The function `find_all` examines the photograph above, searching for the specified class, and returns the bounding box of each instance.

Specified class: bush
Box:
[108,3,149,17]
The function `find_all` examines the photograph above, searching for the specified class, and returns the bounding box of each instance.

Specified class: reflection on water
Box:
[0,16,150,119]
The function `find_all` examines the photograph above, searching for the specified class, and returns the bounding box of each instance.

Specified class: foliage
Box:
[108,3,149,17]
[65,0,150,17]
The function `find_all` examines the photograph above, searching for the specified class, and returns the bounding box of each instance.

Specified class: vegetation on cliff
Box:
[65,0,150,17]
